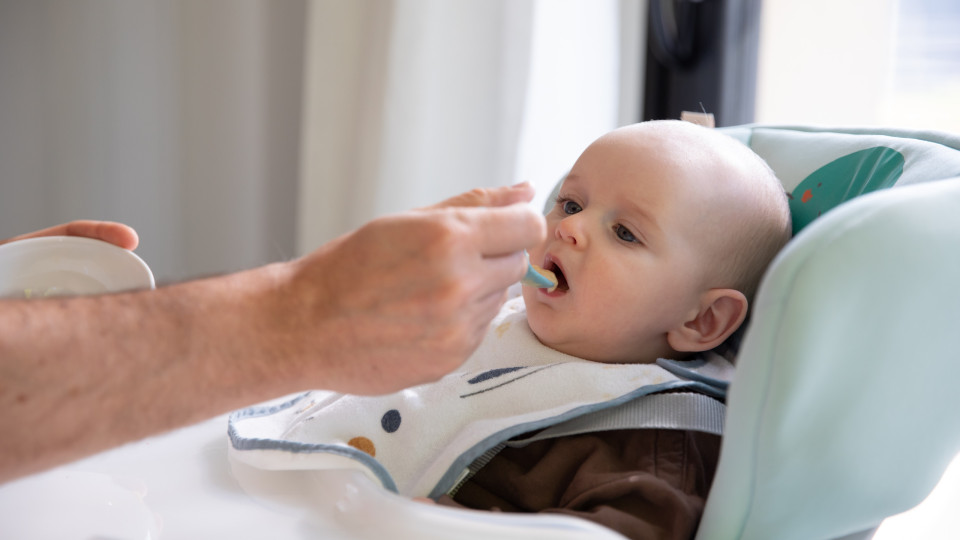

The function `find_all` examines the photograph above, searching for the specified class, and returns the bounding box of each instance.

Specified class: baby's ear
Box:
[667,289,748,353]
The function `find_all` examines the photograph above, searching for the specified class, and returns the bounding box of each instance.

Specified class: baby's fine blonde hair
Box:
[636,120,792,303]
[698,126,792,303]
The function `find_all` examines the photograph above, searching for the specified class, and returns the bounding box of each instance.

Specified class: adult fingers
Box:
[457,204,546,257]
[0,225,64,246]
[426,182,535,210]
[460,287,513,355]
[1,220,139,249]
[472,251,528,296]
[64,221,140,250]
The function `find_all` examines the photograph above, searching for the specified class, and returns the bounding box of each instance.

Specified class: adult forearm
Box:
[0,264,295,483]
[0,185,545,483]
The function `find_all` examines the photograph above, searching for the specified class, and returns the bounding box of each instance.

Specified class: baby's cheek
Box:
[522,301,551,335]
[523,302,568,348]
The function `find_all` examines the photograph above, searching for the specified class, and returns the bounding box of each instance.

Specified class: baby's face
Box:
[522,128,720,363]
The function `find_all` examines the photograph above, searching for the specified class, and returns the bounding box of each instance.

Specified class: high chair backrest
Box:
[696,125,960,540]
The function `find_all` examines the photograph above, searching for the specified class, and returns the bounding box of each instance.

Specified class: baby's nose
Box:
[556,215,586,246]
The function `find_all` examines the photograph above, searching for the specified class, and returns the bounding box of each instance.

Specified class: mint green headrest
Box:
[720,125,960,234]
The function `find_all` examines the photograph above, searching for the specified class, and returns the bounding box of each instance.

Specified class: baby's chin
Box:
[527,324,655,365]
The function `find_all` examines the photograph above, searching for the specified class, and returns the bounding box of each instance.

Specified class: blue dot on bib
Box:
[381,409,401,433]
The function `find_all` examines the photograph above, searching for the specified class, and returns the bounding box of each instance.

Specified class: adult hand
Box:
[0,220,139,250]
[422,182,538,210]
[270,183,546,395]
[0,185,543,482]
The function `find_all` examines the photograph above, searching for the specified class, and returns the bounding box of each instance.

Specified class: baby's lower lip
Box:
[540,285,567,298]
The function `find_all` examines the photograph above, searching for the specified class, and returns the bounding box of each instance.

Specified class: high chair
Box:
[696,124,960,540]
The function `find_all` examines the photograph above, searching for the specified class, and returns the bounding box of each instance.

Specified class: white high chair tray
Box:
[0,415,295,539]
[0,414,632,539]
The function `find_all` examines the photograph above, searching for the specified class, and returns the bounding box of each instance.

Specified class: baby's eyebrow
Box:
[562,173,581,187]
[621,199,662,238]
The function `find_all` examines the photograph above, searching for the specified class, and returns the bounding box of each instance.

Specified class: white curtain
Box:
[297,0,638,253]
[0,1,306,283]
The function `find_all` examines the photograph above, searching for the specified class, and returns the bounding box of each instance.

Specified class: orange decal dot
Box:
[801,189,813,203]
[348,436,376,457]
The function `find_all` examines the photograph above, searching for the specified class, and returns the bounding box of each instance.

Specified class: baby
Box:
[524,120,790,364]
[437,120,791,538]
[229,120,792,540]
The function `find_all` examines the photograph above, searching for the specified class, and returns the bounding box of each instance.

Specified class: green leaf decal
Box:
[789,147,904,234]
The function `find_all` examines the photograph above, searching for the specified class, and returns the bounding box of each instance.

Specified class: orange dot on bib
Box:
[801,189,813,203]
[348,436,376,457]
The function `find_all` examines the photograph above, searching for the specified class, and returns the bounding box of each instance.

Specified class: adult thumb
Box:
[425,182,535,210]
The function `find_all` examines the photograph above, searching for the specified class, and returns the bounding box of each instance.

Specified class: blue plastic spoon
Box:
[520,251,558,291]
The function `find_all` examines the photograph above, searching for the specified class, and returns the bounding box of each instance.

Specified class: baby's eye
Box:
[559,199,582,215]
[615,224,638,243]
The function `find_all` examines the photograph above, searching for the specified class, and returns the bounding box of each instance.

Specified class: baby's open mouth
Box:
[545,261,569,292]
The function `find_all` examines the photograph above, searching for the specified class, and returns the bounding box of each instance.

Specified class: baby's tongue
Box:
[554,267,569,291]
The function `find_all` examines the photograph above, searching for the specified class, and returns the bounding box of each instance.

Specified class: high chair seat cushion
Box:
[695,176,960,540]
[721,125,960,233]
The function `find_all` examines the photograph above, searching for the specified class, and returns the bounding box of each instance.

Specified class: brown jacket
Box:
[440,429,720,540]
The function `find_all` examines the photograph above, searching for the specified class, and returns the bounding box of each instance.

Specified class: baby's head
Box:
[522,120,791,363]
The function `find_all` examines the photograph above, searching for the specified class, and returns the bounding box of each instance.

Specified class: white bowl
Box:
[0,236,155,299]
